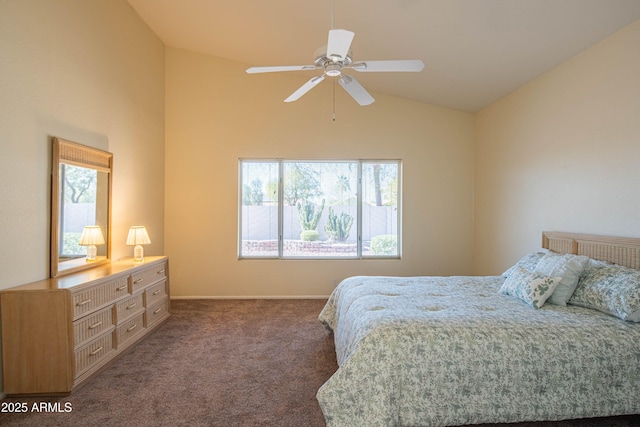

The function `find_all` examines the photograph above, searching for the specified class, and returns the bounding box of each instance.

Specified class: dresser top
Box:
[2,256,168,292]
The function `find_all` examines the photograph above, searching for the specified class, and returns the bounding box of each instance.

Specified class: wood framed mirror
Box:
[51,137,112,277]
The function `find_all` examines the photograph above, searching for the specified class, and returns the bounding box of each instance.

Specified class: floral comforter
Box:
[317,276,640,427]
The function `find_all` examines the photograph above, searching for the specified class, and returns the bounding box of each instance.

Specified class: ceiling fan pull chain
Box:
[332,79,337,122]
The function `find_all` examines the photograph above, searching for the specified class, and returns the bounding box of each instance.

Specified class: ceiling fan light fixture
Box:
[325,63,342,76]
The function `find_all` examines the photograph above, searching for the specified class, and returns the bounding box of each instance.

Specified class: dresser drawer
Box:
[146,297,170,328]
[71,276,130,319]
[73,306,114,348]
[144,280,168,307]
[131,262,167,293]
[116,313,144,348]
[114,293,144,324]
[74,332,115,378]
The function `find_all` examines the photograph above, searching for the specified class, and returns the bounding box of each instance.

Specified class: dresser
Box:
[1,256,170,396]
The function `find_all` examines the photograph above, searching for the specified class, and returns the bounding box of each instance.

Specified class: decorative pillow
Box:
[533,252,589,306]
[499,265,562,309]
[569,265,640,322]
[501,252,546,278]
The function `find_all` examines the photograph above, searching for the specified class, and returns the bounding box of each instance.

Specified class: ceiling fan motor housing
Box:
[314,45,353,76]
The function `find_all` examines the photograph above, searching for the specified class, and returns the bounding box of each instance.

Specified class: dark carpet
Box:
[0,299,335,427]
[1,299,638,427]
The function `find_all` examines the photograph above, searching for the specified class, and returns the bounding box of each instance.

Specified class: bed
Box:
[317,232,640,427]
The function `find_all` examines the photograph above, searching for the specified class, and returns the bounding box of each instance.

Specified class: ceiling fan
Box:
[246,29,425,106]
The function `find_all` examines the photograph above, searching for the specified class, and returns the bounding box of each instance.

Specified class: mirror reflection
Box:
[51,138,112,277]
[58,164,109,261]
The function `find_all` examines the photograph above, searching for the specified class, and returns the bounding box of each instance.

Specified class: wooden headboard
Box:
[542,231,640,270]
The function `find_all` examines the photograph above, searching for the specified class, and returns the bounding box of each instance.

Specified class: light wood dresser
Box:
[1,256,170,396]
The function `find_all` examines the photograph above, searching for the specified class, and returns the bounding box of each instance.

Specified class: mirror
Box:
[51,137,112,277]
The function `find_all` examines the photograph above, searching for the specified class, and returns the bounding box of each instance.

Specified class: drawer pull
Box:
[126,302,137,310]
[126,324,137,332]
[157,269,165,275]
[153,289,161,296]
[88,321,103,330]
[76,299,91,307]
[89,346,103,356]
[116,284,128,291]
[153,307,162,314]
[133,278,143,284]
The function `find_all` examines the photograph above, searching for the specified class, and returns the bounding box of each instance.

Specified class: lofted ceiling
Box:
[126,0,640,112]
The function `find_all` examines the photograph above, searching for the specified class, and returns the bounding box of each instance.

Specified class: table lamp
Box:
[126,226,151,262]
[78,226,105,261]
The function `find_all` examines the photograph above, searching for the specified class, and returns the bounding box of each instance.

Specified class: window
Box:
[239,159,400,259]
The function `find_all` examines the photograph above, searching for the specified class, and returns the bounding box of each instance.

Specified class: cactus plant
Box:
[297,199,325,231]
[325,207,354,242]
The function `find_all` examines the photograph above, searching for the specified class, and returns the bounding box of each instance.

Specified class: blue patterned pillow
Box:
[501,252,546,278]
[569,265,640,322]
[499,265,562,309]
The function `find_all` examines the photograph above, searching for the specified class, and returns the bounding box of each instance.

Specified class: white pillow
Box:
[499,265,562,309]
[533,252,589,306]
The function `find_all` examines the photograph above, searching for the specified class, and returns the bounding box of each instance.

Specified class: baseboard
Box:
[170,295,330,300]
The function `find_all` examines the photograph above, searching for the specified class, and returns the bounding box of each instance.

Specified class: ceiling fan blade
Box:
[327,29,355,61]
[338,75,375,106]
[246,65,318,74]
[284,75,326,102]
[351,60,425,72]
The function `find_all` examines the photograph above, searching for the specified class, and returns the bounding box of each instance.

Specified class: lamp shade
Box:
[78,226,105,246]
[126,226,151,246]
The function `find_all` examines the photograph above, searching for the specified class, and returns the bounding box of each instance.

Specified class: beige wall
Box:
[165,47,475,297]
[0,0,165,290]
[474,19,640,275]
[0,0,164,393]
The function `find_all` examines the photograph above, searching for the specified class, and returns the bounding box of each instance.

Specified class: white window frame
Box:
[238,159,401,260]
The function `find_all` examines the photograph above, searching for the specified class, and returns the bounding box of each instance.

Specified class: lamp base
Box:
[133,244,145,262]
[86,245,97,262]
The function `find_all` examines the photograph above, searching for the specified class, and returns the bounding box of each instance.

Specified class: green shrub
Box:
[371,235,397,255]
[300,230,320,241]
[63,232,83,255]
